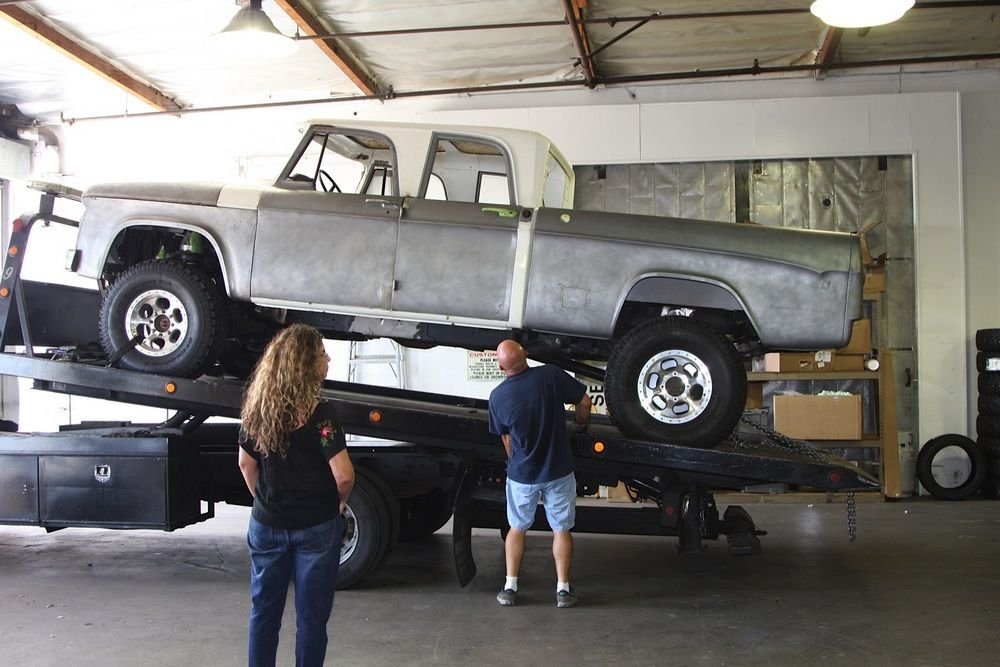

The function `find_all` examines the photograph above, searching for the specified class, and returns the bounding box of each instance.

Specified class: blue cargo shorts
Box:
[505,471,576,532]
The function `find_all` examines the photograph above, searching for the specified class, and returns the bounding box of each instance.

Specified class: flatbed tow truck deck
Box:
[0,189,880,588]
[0,347,879,587]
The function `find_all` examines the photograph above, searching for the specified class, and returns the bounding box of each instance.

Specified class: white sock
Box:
[505,576,518,592]
[557,581,571,593]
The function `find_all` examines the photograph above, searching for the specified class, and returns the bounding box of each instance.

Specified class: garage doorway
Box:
[573,156,916,480]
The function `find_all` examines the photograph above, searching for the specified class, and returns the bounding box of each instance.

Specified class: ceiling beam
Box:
[0,4,181,112]
[273,0,379,97]
[563,0,596,87]
[61,48,1000,124]
[814,27,843,80]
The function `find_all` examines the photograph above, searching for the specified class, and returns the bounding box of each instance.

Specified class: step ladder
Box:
[347,339,406,389]
[346,339,406,443]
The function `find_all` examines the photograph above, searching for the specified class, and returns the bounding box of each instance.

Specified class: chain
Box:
[734,416,832,463]
[734,418,859,542]
[847,491,857,542]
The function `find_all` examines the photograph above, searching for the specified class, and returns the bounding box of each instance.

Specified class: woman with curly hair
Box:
[238,323,354,667]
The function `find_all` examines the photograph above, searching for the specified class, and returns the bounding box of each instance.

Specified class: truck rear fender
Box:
[615,274,758,337]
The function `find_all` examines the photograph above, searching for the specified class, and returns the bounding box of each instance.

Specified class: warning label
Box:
[467,350,505,382]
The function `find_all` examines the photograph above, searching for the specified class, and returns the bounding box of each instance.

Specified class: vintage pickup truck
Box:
[72,119,864,447]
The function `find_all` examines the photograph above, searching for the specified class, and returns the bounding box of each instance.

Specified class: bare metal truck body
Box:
[72,120,863,447]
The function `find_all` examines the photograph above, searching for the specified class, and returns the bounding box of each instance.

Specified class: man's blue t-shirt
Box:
[488,365,587,484]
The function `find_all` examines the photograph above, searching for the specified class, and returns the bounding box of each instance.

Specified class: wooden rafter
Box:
[0,4,181,112]
[273,0,378,97]
[814,26,843,80]
[563,0,596,87]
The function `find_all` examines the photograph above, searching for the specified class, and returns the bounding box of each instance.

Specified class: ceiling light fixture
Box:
[210,0,297,59]
[810,0,915,29]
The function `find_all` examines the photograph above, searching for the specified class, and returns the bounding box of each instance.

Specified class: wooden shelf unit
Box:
[746,291,903,497]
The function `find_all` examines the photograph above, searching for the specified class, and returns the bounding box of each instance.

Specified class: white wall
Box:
[47,70,1000,445]
[0,135,30,181]
[961,91,1000,436]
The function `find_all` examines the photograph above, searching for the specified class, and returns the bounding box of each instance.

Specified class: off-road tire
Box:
[605,316,746,448]
[99,260,226,377]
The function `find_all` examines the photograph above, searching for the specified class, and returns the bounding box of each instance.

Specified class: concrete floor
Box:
[1,497,998,667]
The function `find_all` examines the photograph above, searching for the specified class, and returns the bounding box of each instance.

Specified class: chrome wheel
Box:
[340,504,358,565]
[124,288,190,357]
[606,316,745,447]
[635,348,713,425]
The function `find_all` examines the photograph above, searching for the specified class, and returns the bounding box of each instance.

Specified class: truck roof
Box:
[303,118,575,208]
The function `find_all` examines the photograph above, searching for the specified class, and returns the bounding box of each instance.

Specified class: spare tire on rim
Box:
[99,259,227,377]
[605,316,746,448]
[916,434,986,500]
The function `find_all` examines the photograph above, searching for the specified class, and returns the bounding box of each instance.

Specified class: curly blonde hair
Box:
[240,324,327,457]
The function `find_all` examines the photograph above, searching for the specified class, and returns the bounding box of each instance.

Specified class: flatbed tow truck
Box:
[0,189,879,588]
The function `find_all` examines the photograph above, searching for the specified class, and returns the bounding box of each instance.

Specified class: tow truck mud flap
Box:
[452,462,477,587]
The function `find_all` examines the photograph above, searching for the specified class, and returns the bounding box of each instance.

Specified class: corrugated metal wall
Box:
[575,156,916,466]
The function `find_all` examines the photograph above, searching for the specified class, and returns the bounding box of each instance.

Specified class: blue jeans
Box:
[247,515,345,667]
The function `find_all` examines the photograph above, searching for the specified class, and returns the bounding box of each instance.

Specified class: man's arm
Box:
[575,393,593,430]
[501,433,512,459]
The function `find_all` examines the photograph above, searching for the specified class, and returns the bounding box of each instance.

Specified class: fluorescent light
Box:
[810,0,915,29]
[210,0,297,59]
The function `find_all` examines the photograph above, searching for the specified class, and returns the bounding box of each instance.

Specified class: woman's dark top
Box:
[239,400,347,529]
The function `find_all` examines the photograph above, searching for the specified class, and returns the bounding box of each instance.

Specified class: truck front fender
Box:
[75,198,256,300]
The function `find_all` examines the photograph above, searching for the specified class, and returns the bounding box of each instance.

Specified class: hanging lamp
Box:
[210,0,297,59]
[810,0,915,29]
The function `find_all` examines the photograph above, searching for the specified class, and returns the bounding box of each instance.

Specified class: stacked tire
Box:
[976,328,1000,499]
[914,331,999,500]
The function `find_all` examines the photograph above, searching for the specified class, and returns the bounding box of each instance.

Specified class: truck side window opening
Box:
[426,136,511,204]
[542,152,571,208]
[476,172,510,205]
[284,131,391,194]
[364,165,395,196]
[425,173,447,200]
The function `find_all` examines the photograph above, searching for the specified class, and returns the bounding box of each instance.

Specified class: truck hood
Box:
[83,182,227,207]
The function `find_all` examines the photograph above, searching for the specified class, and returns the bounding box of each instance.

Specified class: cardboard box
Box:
[830,353,865,371]
[599,483,641,503]
[754,351,834,372]
[773,394,862,440]
[837,319,872,356]
[864,269,886,296]
[745,381,764,409]
[753,351,865,373]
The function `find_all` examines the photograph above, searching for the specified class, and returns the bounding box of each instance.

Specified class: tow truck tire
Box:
[357,466,400,552]
[99,260,226,377]
[337,470,394,589]
[399,489,454,541]
[916,434,986,501]
[605,316,746,448]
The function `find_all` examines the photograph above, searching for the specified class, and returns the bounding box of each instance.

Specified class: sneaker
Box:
[496,588,517,606]
[556,587,578,608]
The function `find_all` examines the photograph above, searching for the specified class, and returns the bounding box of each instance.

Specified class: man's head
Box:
[496,339,529,376]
